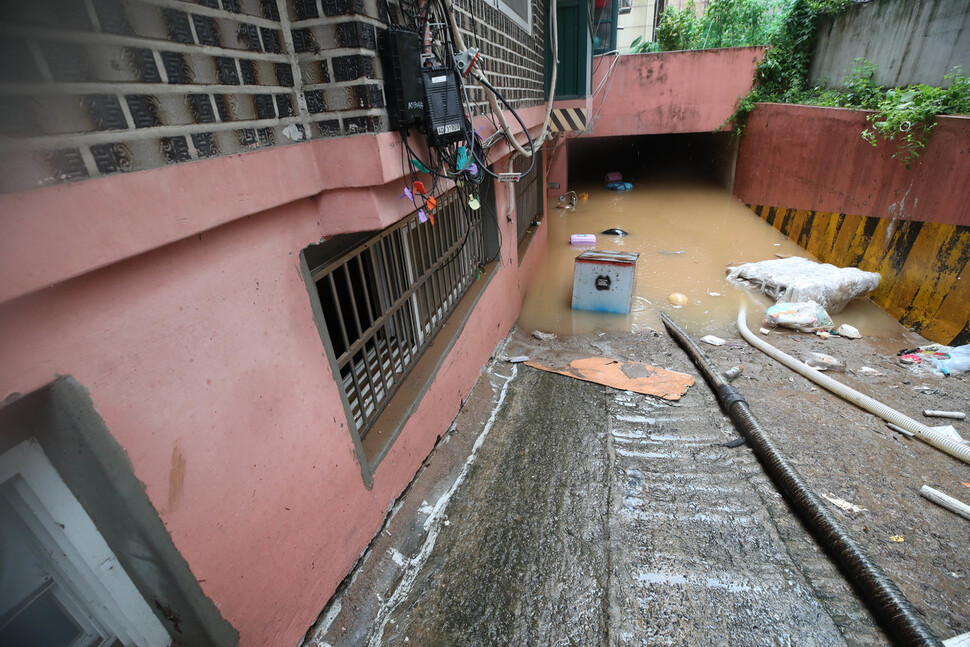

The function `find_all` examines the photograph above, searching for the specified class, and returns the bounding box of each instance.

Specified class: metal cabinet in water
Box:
[572,249,639,314]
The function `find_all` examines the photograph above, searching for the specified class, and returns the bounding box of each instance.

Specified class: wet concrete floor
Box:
[303,181,970,647]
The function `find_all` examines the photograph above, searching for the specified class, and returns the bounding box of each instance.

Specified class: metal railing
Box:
[309,187,483,439]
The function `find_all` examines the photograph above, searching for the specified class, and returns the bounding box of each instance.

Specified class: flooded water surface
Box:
[518,177,908,341]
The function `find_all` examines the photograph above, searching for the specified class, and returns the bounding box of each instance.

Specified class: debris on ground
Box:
[765,301,834,332]
[898,344,953,375]
[658,250,685,255]
[759,327,771,335]
[524,356,694,400]
[506,356,530,363]
[700,335,726,346]
[923,410,967,420]
[532,330,556,342]
[887,423,915,438]
[889,535,905,543]
[726,257,880,313]
[723,365,744,381]
[719,437,746,448]
[838,324,862,339]
[821,493,867,514]
[859,366,885,376]
[707,289,722,297]
[802,351,845,372]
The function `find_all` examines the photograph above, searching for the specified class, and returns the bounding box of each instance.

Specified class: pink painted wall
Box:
[587,47,764,137]
[0,113,548,645]
[734,103,970,226]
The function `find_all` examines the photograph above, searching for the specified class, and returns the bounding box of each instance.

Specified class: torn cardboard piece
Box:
[525,357,695,400]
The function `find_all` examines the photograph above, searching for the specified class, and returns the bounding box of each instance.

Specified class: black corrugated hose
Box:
[659,312,942,647]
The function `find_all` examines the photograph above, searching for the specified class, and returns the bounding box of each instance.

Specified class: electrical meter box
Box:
[380,27,424,130]
[422,67,465,146]
[572,250,639,314]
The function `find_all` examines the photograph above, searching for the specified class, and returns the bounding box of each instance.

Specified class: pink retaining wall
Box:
[587,47,764,137]
[734,103,970,226]
[0,109,547,645]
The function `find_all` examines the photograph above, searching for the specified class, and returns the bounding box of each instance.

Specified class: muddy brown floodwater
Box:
[519,177,908,341]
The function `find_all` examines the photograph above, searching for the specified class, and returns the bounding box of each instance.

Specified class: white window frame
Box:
[0,439,171,647]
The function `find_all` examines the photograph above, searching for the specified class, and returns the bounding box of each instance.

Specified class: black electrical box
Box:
[422,67,465,146]
[379,27,425,130]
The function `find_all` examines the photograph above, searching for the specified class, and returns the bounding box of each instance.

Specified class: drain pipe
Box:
[660,312,942,647]
[737,307,970,466]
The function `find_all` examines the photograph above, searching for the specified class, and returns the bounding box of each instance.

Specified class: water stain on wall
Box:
[169,441,186,512]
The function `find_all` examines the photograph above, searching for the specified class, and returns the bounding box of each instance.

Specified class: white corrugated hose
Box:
[737,306,970,466]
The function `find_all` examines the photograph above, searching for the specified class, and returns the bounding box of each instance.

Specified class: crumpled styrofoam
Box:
[726,257,880,314]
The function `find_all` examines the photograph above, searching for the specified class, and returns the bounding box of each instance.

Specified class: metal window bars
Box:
[309,187,484,439]
[513,153,540,241]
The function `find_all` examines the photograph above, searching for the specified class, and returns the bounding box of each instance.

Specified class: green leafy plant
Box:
[725,0,857,135]
[629,36,660,53]
[860,68,969,167]
[797,63,969,166]
[646,0,793,53]
[655,0,702,51]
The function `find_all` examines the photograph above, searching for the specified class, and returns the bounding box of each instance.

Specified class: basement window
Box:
[303,188,485,448]
[0,439,171,647]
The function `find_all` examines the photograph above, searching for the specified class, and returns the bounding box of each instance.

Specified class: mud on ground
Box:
[304,319,969,647]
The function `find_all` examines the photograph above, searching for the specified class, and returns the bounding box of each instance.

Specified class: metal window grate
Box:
[309,188,484,439]
[514,154,541,241]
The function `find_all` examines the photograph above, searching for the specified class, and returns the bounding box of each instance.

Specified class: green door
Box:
[545,0,592,100]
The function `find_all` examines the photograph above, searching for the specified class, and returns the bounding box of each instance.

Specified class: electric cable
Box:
[477,75,537,177]
[438,0,554,159]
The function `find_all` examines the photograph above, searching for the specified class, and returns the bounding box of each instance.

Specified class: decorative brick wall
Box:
[0,0,546,194]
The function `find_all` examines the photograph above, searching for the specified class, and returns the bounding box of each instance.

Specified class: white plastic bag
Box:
[765,301,834,332]
[727,257,880,313]
[934,345,970,376]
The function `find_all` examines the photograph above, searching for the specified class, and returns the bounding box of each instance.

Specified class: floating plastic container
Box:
[572,250,640,314]
[606,181,633,191]
[570,234,596,245]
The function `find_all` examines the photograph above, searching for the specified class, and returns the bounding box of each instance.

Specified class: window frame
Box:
[302,187,486,474]
[0,438,172,647]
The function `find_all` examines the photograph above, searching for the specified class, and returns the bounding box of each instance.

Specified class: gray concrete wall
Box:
[810,0,970,88]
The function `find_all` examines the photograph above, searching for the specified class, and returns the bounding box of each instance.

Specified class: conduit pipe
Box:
[660,312,942,646]
[919,486,970,522]
[737,307,970,466]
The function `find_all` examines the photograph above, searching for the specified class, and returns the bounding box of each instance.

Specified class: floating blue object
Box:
[606,181,633,191]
